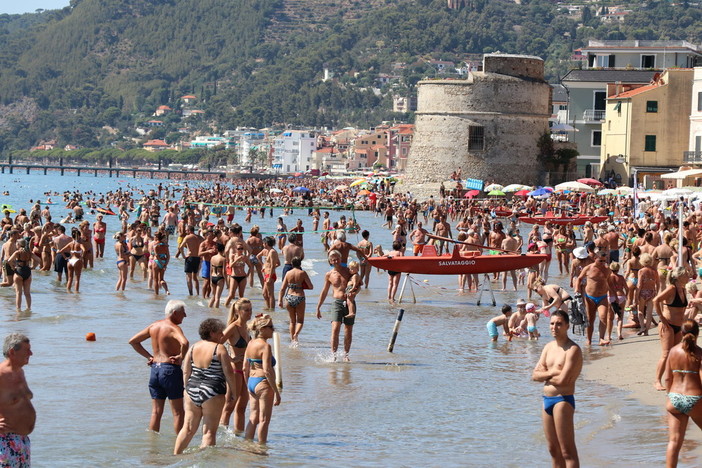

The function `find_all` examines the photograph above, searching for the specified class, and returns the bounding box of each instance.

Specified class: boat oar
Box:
[387,308,405,353]
[426,234,519,254]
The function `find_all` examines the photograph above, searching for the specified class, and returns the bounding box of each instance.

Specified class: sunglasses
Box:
[263,325,274,330]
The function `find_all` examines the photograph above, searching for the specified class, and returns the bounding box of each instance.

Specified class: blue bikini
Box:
[247,356,277,395]
[584,293,608,306]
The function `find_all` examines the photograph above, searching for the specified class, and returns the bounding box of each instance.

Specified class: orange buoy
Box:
[85,332,96,341]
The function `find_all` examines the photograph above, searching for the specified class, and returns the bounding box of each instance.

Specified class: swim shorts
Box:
[184,256,201,274]
[331,299,354,325]
[486,321,498,338]
[200,260,211,279]
[413,243,425,255]
[54,254,68,275]
[149,362,184,400]
[0,432,30,468]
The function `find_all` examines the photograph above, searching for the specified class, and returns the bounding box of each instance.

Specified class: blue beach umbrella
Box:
[292,186,310,193]
[528,188,551,197]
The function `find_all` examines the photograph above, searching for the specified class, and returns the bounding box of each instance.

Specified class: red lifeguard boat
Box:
[519,214,608,226]
[366,244,547,275]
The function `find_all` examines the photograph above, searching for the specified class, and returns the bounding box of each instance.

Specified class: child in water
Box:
[346,261,362,319]
[487,305,512,341]
[522,303,541,340]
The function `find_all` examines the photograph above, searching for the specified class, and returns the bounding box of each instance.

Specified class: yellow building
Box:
[600,69,693,183]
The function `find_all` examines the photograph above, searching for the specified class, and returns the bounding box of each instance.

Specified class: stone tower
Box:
[404,54,551,198]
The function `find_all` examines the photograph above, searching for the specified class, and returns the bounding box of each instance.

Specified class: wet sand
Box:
[583,325,702,457]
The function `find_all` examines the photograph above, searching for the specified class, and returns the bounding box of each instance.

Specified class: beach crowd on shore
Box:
[4,174,702,465]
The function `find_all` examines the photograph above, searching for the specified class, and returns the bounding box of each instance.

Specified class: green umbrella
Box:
[487,190,505,196]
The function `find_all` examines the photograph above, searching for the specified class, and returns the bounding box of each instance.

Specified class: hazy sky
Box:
[0,0,70,15]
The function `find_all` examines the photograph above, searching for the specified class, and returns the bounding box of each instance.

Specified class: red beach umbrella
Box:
[577,178,603,187]
[515,189,530,196]
[464,189,480,198]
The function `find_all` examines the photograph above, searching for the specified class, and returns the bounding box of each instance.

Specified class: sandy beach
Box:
[583,324,702,459]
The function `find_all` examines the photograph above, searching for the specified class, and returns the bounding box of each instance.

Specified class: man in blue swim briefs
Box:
[532,310,582,468]
[316,250,354,361]
[576,247,615,346]
[129,300,189,434]
[0,333,35,468]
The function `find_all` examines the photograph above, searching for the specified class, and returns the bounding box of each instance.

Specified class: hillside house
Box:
[143,139,169,152]
[154,105,172,117]
[181,95,197,105]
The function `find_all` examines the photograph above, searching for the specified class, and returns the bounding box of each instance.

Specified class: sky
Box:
[0,0,70,15]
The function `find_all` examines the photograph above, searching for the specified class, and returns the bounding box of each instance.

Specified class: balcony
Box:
[684,151,702,164]
[583,109,605,122]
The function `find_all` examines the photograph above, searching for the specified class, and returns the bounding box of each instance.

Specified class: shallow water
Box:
[0,173,689,466]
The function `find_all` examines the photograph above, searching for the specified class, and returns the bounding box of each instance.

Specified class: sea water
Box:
[0,173,681,466]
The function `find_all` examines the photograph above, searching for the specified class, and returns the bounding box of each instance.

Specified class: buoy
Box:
[272,332,283,391]
[85,332,96,341]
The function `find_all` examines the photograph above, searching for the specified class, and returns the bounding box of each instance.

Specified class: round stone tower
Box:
[404,54,551,197]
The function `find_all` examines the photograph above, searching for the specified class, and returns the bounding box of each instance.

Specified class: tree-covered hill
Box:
[0,0,701,150]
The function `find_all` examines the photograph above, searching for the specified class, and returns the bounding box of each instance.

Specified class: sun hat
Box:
[573,246,588,259]
[526,303,536,311]
[516,299,527,306]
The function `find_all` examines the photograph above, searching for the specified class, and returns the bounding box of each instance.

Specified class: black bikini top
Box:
[667,287,688,308]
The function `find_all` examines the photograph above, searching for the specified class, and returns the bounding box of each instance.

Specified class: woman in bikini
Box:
[554,226,574,275]
[93,214,107,258]
[244,314,281,444]
[654,233,675,293]
[78,220,94,269]
[278,256,313,346]
[128,226,148,280]
[637,253,660,336]
[60,228,86,293]
[608,262,629,341]
[151,231,170,295]
[114,231,129,291]
[5,239,40,310]
[664,319,702,466]
[356,230,373,289]
[654,267,694,391]
[219,298,252,432]
[625,246,643,321]
[208,243,227,309]
[174,318,237,454]
[258,237,280,311]
[532,277,573,314]
[225,243,252,307]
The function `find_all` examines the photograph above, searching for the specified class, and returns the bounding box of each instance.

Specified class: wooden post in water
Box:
[273,331,283,391]
[387,308,405,353]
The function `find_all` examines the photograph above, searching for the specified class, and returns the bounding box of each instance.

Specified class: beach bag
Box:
[570,295,587,335]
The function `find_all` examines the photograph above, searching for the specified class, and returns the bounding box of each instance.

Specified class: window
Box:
[468,126,485,151]
[592,131,602,147]
[594,91,606,111]
[646,101,658,113]
[595,55,615,67]
[696,135,701,152]
[645,135,656,151]
[641,55,655,68]
[698,92,702,112]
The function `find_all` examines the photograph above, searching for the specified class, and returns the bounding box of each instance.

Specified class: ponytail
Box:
[681,319,700,362]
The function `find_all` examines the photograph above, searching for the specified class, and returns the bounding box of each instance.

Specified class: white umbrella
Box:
[597,189,615,196]
[554,181,596,193]
[663,188,693,196]
[614,186,632,195]
[485,183,504,192]
[269,188,283,193]
[503,184,532,193]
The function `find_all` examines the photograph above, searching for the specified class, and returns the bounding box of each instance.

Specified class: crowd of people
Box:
[7,175,702,465]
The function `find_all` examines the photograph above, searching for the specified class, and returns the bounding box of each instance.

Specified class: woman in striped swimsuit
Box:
[174,318,238,454]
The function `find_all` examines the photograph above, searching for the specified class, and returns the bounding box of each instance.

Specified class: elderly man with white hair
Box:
[0,332,35,467]
[129,300,189,434]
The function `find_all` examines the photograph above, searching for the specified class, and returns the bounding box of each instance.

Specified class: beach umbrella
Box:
[503,184,531,192]
[292,186,309,193]
[485,183,504,192]
[487,190,506,196]
[269,188,283,193]
[614,186,632,195]
[577,178,603,187]
[350,178,367,187]
[357,189,371,196]
[663,188,693,197]
[554,181,595,193]
[597,189,615,196]
[463,189,480,198]
[528,188,551,197]
[514,189,530,196]
[543,186,554,192]
[335,184,349,191]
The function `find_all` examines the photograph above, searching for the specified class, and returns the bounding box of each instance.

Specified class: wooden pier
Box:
[0,162,275,180]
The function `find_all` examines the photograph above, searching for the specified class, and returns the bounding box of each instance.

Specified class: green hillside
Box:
[0,0,700,150]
